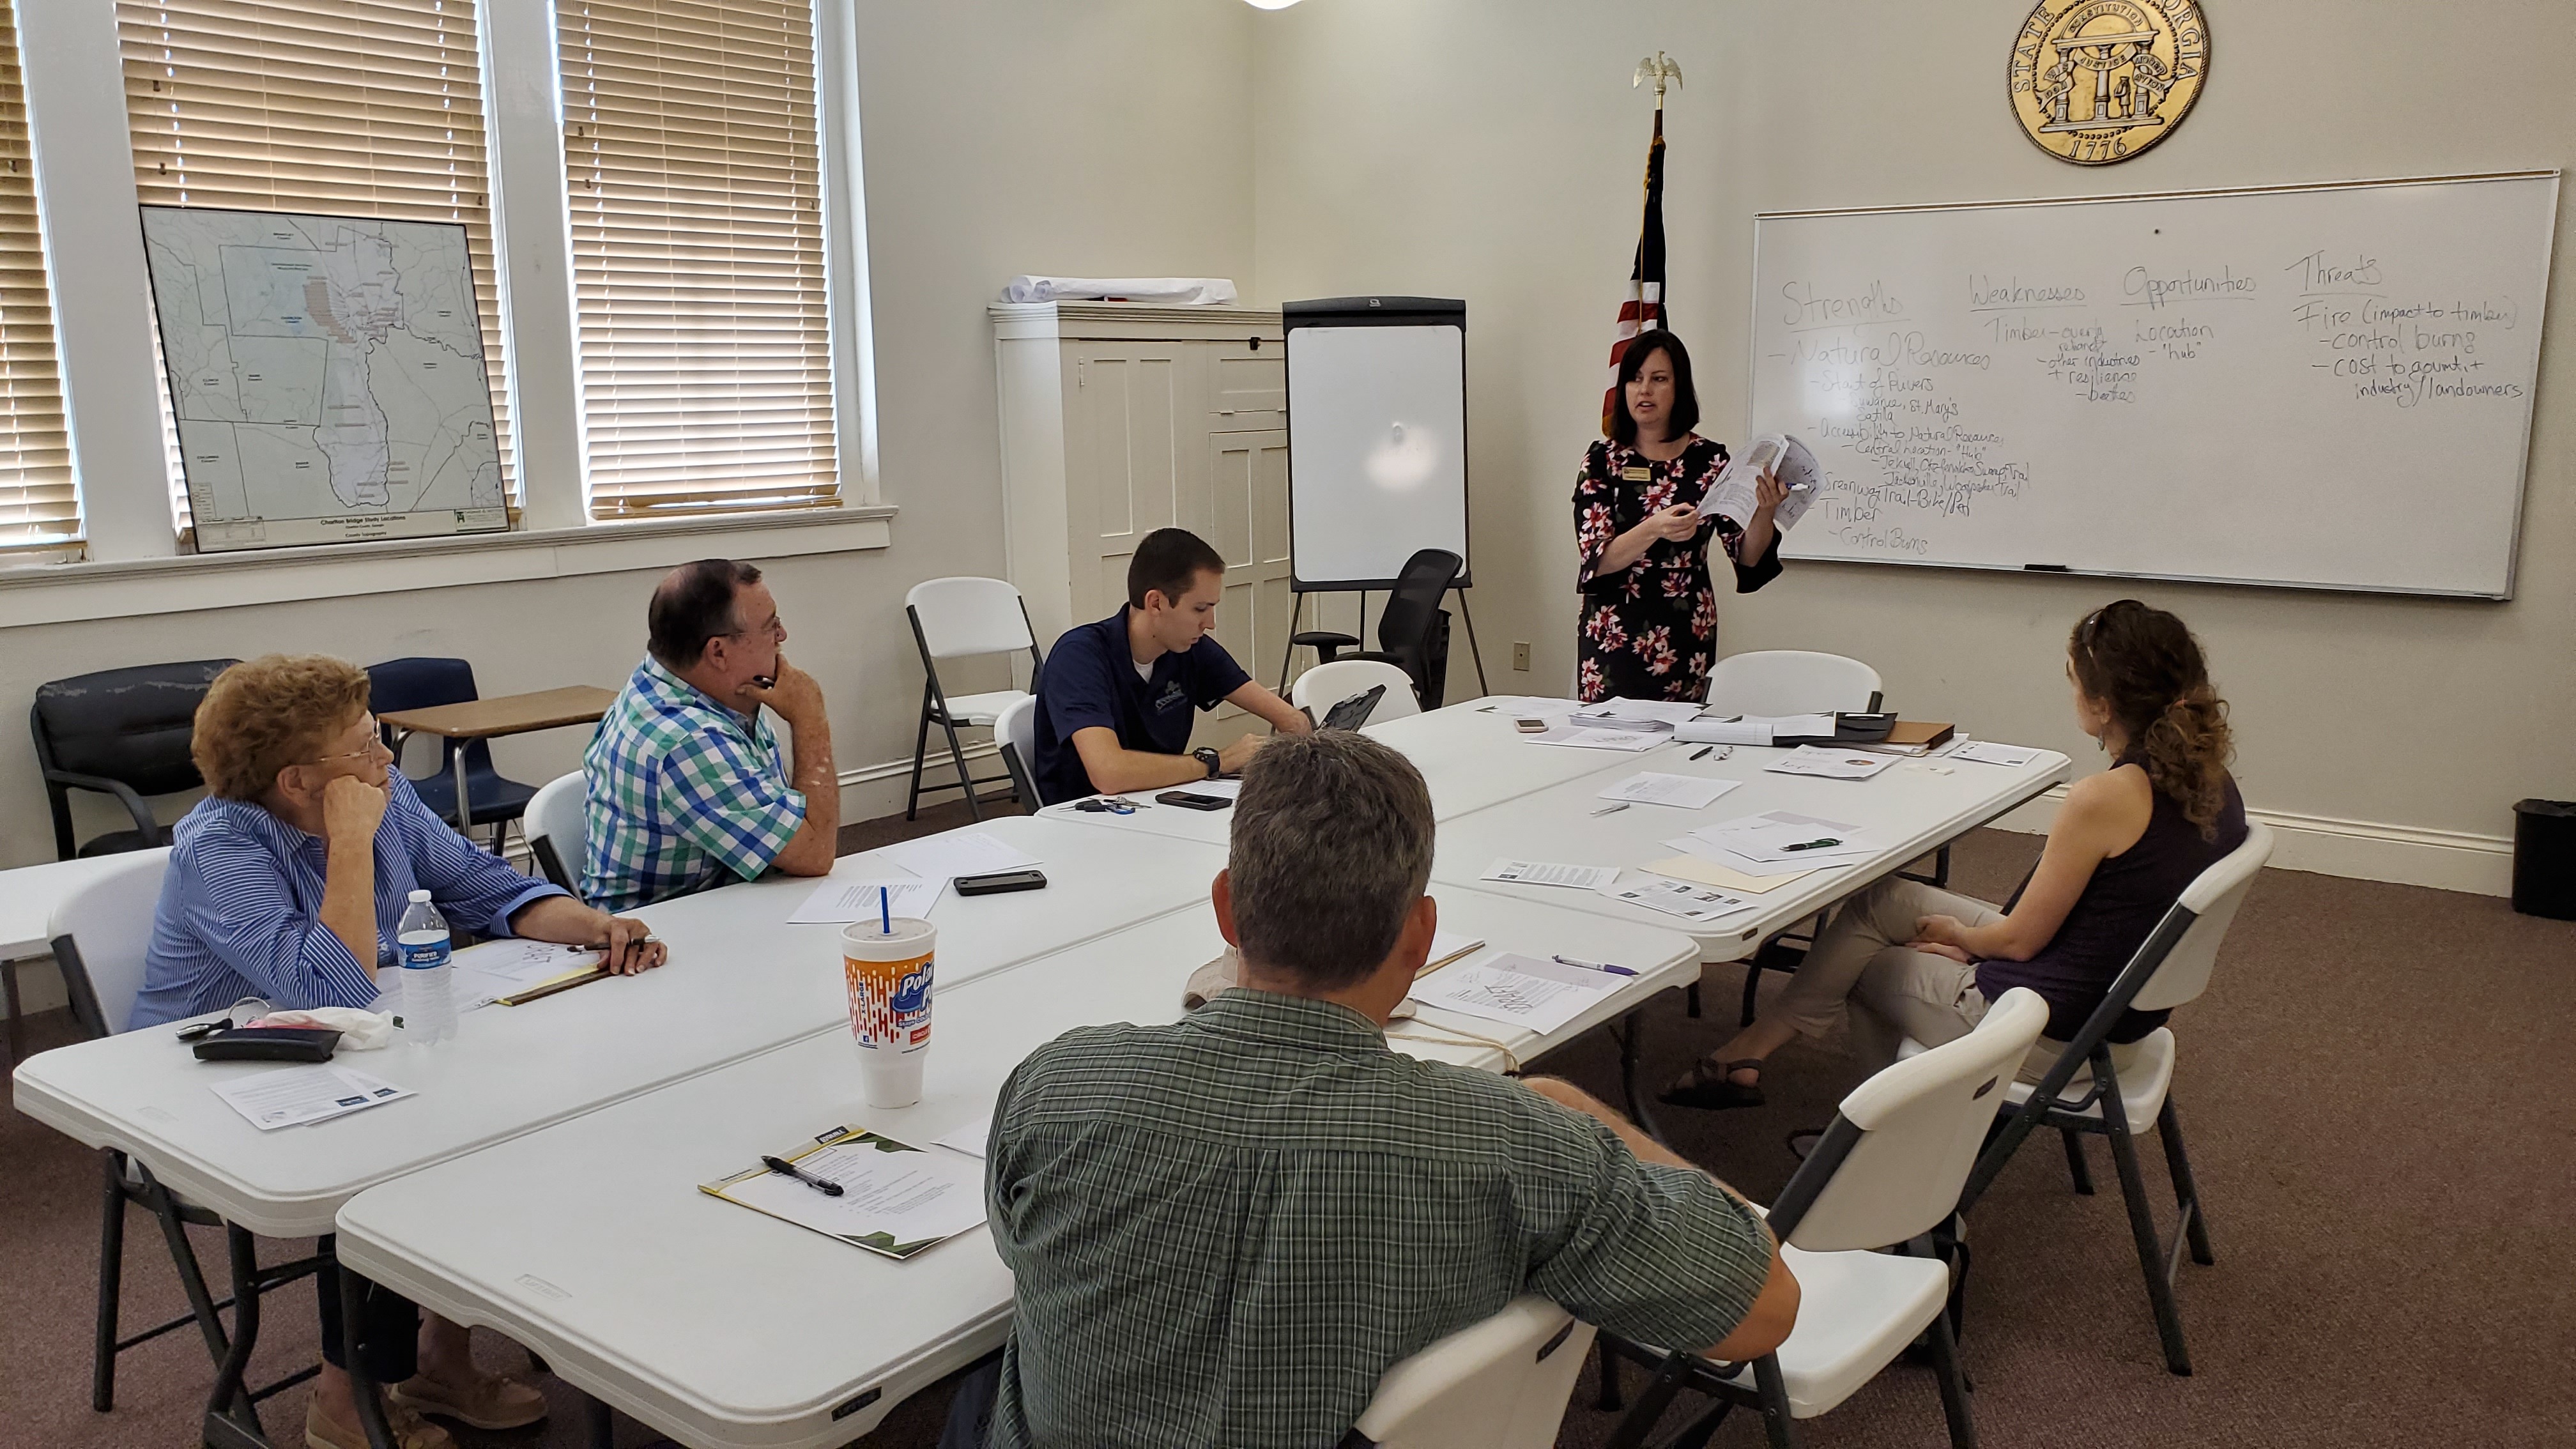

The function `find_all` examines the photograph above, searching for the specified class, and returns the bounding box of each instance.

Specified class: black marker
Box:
[762,1154,845,1196]
[1690,746,1713,760]
[2022,564,2071,573]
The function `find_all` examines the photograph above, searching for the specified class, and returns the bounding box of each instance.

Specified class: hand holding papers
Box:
[1596,772,1742,809]
[1765,746,1899,780]
[211,1064,413,1130]
[1409,952,1620,1035]
[702,1126,987,1259]
[1482,859,1621,891]
[1699,432,1820,531]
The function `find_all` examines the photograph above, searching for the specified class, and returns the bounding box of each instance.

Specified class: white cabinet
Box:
[993,302,1291,730]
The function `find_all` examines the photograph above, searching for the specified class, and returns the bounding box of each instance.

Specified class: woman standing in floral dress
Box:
[1573,330,1787,703]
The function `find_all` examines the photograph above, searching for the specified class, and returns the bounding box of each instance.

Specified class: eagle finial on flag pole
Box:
[1605,54,1680,433]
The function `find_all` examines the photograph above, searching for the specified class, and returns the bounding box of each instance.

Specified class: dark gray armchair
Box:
[31,659,236,860]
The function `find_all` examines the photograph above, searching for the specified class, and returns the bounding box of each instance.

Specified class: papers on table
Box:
[1949,740,2044,768]
[933,1112,995,1160]
[790,876,940,925]
[1673,713,1839,746]
[1765,746,1899,780]
[873,832,1042,887]
[1601,877,1758,927]
[1481,859,1621,891]
[1596,772,1742,809]
[701,1126,988,1260]
[1529,726,1664,752]
[1409,951,1620,1035]
[1181,778,1244,799]
[1639,854,1814,895]
[1570,697,1706,730]
[1671,811,1883,878]
[449,940,605,1010]
[211,1064,413,1131]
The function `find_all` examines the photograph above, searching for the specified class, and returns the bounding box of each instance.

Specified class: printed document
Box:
[873,832,1041,885]
[1529,725,1664,752]
[790,876,940,924]
[1699,433,1820,530]
[1673,713,1837,746]
[1409,952,1617,1035]
[1602,877,1758,926]
[702,1126,988,1259]
[211,1064,413,1131]
[933,1112,995,1160]
[1639,854,1815,895]
[1949,740,2044,768]
[1765,746,1899,780]
[450,940,603,1010]
[1570,698,1705,730]
[1482,859,1621,891]
[1597,772,1741,809]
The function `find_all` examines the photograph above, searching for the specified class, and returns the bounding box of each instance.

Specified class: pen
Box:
[1690,746,1712,760]
[762,1154,845,1197]
[1590,802,1630,816]
[1781,837,1844,852]
[1552,953,1639,977]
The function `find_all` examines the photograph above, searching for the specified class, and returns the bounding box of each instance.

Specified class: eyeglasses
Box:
[726,617,786,641]
[307,718,394,767]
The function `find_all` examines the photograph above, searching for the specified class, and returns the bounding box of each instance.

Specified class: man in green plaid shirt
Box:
[582,561,842,912]
[954,731,1800,1449]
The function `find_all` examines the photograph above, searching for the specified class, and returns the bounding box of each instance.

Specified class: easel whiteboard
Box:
[1285,298,1471,589]
[1751,172,2558,598]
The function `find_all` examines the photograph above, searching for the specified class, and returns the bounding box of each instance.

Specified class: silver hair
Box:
[1228,731,1435,989]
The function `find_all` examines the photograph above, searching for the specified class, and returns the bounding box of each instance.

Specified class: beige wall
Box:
[1252,0,2576,888]
[1,0,1255,888]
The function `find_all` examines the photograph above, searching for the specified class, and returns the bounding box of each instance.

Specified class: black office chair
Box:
[32,659,236,861]
[366,657,540,848]
[1289,548,1463,710]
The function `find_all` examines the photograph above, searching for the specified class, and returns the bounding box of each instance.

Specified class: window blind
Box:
[0,1,75,557]
[560,0,839,518]
[118,0,514,536]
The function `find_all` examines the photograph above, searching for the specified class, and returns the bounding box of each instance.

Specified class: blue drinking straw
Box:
[879,885,891,935]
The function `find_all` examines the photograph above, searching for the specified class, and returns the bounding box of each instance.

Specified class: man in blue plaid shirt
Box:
[583,560,841,911]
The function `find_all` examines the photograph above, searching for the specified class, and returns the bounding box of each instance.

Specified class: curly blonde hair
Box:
[193,655,372,801]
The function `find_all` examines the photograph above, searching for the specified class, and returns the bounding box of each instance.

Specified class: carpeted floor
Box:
[5,807,2572,1448]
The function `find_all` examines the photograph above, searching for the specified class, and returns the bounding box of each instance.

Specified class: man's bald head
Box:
[649,559,763,670]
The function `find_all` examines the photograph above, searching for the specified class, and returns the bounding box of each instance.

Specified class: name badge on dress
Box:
[1620,465,1653,482]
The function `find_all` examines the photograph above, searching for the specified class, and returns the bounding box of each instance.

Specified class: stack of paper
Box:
[212,1064,413,1131]
[1765,746,1899,780]
[1595,772,1742,809]
[1667,811,1884,878]
[1409,951,1620,1034]
[1568,698,1707,732]
[1528,726,1664,753]
[1673,713,1839,746]
[1481,859,1621,891]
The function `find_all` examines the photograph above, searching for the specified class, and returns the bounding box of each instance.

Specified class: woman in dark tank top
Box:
[1665,599,2248,1108]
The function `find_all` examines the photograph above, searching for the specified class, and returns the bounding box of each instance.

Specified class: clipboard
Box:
[495,963,610,1006]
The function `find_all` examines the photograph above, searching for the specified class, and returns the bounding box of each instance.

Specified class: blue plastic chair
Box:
[365,657,540,845]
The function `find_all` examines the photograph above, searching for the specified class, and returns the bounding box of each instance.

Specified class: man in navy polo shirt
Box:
[1032,528,1312,804]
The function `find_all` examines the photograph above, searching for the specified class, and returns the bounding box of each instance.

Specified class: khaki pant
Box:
[1763,877,2139,1085]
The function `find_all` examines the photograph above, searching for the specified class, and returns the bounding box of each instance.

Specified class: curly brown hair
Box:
[2069,601,2235,839]
[193,655,372,801]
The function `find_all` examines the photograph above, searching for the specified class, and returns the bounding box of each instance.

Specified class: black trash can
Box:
[2511,799,2576,921]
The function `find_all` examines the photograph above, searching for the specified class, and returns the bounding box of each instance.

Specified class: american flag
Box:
[1602,108,1669,434]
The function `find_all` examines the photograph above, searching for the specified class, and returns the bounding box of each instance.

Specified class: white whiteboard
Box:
[1751,173,2558,597]
[1285,323,1470,588]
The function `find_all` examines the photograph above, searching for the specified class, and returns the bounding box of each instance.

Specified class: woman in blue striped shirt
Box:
[130,655,664,1448]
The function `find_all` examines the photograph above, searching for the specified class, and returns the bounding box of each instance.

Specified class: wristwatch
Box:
[1192,747,1222,780]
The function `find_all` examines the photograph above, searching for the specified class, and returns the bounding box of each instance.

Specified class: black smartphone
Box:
[954,868,1048,896]
[1156,790,1232,811]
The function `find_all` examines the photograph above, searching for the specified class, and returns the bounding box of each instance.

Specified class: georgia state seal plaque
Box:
[2009,0,2209,165]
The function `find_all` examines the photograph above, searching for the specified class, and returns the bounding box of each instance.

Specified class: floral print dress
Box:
[1574,436,1782,703]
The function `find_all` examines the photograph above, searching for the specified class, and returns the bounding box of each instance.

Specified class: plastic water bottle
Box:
[396,889,456,1045]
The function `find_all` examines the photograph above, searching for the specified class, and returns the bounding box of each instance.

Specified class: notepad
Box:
[701,1126,988,1260]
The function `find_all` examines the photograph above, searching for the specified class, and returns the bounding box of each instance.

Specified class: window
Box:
[0,0,73,557]
[560,0,839,519]
[118,0,514,535]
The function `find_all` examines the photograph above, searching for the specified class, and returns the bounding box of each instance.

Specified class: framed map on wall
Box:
[139,206,510,553]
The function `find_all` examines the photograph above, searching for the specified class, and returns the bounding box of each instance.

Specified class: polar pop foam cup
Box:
[840,918,936,1108]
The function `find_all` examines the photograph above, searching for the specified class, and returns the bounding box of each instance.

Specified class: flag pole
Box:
[1605,54,1682,434]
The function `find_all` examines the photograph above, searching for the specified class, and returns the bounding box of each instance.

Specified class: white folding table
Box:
[9,813,1223,1449]
[332,891,1701,1449]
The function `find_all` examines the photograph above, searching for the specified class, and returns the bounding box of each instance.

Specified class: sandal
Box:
[1659,1057,1766,1110]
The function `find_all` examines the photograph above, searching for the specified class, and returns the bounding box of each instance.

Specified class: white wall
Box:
[1252,0,2576,892]
[1,1,1255,1006]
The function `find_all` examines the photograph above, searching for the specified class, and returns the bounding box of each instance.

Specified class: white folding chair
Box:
[905,576,1043,822]
[1948,823,2273,1376]
[1292,657,1422,726]
[1348,1296,1597,1449]
[993,695,1044,809]
[1702,650,1891,1023]
[1703,650,1883,717]
[1600,989,2051,1449]
[524,769,586,896]
[48,850,325,1419]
